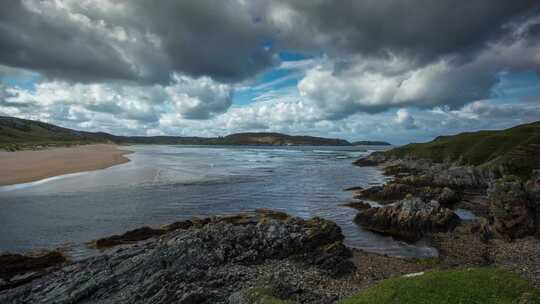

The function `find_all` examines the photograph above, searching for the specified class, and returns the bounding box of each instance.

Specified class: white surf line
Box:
[0,171,88,192]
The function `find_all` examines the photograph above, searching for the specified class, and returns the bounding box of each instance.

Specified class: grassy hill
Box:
[352,141,391,146]
[382,121,540,175]
[0,116,351,150]
[219,132,350,146]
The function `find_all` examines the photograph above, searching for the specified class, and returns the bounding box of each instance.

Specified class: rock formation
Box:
[488,177,536,240]
[354,197,460,242]
[0,212,354,303]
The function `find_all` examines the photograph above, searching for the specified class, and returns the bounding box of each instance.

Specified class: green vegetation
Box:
[0,116,352,150]
[383,121,540,176]
[340,267,540,304]
[0,116,110,150]
[352,141,392,146]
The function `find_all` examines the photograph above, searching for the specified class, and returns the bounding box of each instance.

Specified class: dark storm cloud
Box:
[0,0,275,84]
[0,1,152,83]
[1,0,538,85]
[275,0,539,64]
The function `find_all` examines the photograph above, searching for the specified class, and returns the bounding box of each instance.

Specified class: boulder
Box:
[354,197,460,242]
[488,176,536,240]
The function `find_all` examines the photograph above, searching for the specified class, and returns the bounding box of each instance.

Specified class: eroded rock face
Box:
[354,197,460,242]
[488,177,536,240]
[0,214,353,304]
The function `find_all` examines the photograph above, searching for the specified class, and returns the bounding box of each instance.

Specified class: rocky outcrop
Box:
[352,152,390,166]
[353,180,460,207]
[353,183,414,203]
[341,200,371,211]
[0,212,354,304]
[354,197,460,242]
[488,177,536,240]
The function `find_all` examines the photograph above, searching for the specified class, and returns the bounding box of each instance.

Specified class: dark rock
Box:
[352,152,389,167]
[488,177,536,240]
[0,213,354,303]
[525,170,540,238]
[341,201,371,211]
[94,226,167,248]
[437,187,461,206]
[343,186,364,191]
[353,183,413,203]
[383,164,422,177]
[0,251,66,281]
[354,197,460,242]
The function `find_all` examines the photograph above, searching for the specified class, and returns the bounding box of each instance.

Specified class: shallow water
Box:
[0,145,436,258]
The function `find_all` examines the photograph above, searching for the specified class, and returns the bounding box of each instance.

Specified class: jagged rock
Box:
[488,177,536,240]
[354,181,460,207]
[354,183,413,203]
[437,187,461,205]
[354,197,460,242]
[341,201,371,211]
[0,213,354,303]
[94,226,167,248]
[383,164,423,177]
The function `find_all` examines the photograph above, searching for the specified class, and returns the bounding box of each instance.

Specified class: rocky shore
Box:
[347,151,540,287]
[0,210,357,303]
[2,144,540,302]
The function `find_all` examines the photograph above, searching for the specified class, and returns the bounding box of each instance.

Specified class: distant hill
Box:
[352,140,391,146]
[0,116,351,150]
[381,121,540,176]
[218,132,350,146]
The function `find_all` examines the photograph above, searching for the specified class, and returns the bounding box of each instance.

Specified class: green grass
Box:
[340,268,540,304]
[385,121,540,165]
[382,121,540,177]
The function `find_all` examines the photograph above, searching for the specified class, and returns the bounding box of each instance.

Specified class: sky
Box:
[1,1,540,144]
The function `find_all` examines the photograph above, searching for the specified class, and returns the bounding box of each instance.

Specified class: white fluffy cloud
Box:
[165,74,232,119]
[1,72,233,131]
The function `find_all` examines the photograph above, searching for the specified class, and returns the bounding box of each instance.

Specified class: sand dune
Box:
[0,144,131,186]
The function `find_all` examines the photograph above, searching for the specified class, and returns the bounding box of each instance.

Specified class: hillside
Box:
[218,132,350,146]
[352,141,391,146]
[381,121,540,175]
[0,116,351,149]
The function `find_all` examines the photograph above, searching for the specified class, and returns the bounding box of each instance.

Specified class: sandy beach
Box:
[0,144,131,186]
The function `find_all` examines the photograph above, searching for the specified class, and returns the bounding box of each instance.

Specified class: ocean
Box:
[0,145,436,259]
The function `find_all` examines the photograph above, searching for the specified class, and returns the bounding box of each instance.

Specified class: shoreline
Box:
[0,144,132,186]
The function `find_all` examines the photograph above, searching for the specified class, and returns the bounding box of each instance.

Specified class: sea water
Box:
[0,145,436,258]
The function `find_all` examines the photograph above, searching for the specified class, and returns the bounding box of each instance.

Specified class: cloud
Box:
[0,0,275,84]
[0,0,540,143]
[271,1,539,63]
[296,20,540,118]
[1,0,538,86]
[1,73,233,128]
[165,74,233,119]
[394,109,417,130]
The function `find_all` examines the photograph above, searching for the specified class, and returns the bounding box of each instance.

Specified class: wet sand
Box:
[0,144,131,186]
